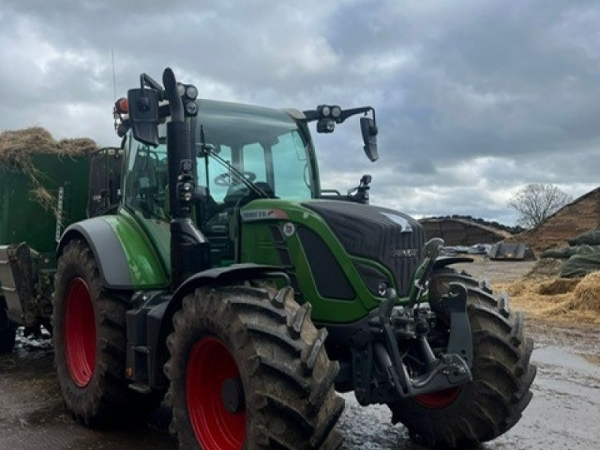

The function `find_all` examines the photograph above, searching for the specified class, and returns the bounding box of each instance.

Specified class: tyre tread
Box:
[390,270,536,449]
[166,284,344,449]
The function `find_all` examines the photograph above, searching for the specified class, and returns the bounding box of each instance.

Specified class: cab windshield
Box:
[195,99,316,203]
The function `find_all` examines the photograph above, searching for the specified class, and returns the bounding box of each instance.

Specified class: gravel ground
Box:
[451,257,538,285]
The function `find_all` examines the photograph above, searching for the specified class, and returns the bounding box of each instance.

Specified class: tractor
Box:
[0,68,536,449]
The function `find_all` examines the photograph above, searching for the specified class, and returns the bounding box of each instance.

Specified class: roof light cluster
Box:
[318,104,342,119]
[112,79,199,137]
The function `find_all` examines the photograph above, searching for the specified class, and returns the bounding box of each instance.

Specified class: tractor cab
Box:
[122,100,319,267]
[120,98,377,268]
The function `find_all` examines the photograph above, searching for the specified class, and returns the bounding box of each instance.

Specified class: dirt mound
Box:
[498,270,600,324]
[0,127,96,161]
[507,187,600,252]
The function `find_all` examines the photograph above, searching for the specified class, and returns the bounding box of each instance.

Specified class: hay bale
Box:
[0,127,95,162]
[572,272,600,313]
[0,127,96,215]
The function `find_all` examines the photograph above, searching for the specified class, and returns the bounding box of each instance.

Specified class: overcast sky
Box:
[1,0,599,225]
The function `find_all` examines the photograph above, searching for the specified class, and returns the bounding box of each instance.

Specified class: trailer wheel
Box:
[165,285,345,450]
[388,270,537,449]
[53,239,156,426]
[0,299,16,354]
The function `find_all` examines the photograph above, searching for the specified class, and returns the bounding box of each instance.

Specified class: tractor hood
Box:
[302,201,425,296]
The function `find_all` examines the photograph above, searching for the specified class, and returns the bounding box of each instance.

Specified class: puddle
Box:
[533,346,600,375]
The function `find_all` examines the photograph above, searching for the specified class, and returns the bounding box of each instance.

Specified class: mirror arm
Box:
[140,73,165,99]
[337,106,374,123]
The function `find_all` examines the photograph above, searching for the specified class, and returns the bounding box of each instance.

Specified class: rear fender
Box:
[58,216,169,290]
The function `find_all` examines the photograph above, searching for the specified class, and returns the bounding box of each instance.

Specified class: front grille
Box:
[303,201,425,296]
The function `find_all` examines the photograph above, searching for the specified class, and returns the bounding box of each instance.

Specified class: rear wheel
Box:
[54,239,157,426]
[388,270,536,449]
[165,285,345,449]
[0,299,16,354]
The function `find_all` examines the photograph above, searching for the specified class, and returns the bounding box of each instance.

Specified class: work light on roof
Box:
[185,85,198,100]
[185,101,198,116]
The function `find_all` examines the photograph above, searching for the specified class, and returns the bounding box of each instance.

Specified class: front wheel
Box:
[388,270,537,449]
[165,285,345,449]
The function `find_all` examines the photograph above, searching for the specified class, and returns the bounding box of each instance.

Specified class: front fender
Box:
[433,256,473,270]
[149,263,285,388]
[160,262,285,339]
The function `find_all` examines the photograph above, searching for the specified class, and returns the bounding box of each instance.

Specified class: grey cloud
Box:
[1,0,599,225]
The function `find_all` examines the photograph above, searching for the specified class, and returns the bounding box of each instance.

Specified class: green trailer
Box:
[0,139,121,350]
[0,153,89,254]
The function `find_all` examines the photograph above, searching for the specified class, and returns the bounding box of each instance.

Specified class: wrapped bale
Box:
[560,252,600,279]
[567,229,600,246]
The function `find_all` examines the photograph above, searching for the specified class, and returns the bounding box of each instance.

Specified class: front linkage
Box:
[342,238,474,406]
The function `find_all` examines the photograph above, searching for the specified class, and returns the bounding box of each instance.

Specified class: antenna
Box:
[111,48,117,100]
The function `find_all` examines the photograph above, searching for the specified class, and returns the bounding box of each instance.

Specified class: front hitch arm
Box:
[368,283,473,400]
[408,238,445,307]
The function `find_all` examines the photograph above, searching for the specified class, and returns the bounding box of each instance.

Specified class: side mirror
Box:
[127,88,159,146]
[360,117,379,162]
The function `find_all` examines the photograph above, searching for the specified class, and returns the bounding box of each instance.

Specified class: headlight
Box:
[354,263,392,297]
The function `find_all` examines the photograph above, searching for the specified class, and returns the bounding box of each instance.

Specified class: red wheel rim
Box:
[414,387,461,409]
[64,278,96,387]
[187,336,246,450]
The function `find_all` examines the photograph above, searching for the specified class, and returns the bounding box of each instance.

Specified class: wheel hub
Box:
[187,336,246,450]
[64,278,96,388]
[222,378,245,413]
[414,386,461,409]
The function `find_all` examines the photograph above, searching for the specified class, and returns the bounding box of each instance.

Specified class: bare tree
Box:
[508,183,573,228]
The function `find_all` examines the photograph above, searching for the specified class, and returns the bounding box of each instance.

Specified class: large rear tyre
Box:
[0,299,16,354]
[165,285,345,450]
[53,239,157,426]
[388,270,536,449]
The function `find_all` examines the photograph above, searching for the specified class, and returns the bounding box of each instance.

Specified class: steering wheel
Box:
[214,171,257,186]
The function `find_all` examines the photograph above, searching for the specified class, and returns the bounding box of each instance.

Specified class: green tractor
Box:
[1,68,536,449]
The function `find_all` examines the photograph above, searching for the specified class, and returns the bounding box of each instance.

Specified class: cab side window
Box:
[124,140,169,220]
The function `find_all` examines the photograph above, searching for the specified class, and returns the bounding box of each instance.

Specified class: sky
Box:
[1,0,599,226]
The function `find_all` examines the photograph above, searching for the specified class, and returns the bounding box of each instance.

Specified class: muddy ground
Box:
[0,259,599,450]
